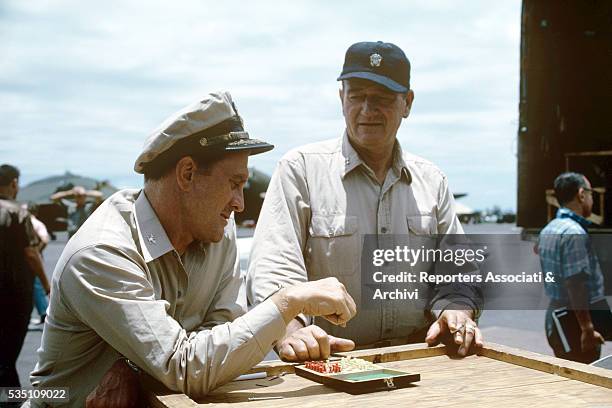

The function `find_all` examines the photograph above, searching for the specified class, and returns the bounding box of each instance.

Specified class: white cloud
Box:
[1,0,522,210]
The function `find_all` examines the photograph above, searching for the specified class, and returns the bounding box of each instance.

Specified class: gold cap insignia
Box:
[370,53,382,67]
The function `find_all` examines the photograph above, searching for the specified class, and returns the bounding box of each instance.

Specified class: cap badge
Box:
[199,137,208,146]
[370,53,382,67]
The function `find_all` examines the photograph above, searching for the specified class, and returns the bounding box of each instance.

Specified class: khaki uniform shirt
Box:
[31,190,285,407]
[247,133,477,346]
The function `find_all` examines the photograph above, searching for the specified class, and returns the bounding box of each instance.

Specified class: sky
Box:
[1,0,521,211]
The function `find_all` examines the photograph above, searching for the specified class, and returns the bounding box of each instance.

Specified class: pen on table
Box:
[247,396,284,401]
[234,372,267,381]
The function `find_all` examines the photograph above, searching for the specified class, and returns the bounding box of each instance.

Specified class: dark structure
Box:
[234,167,271,227]
[517,0,612,229]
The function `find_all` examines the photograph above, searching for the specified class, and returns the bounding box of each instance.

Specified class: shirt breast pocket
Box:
[407,215,437,235]
[406,215,438,272]
[306,214,360,276]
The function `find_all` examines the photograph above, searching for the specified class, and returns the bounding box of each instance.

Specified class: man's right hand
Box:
[271,277,357,326]
[86,358,140,408]
[277,325,355,361]
[580,327,605,352]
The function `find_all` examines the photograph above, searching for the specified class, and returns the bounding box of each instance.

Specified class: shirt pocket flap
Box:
[407,215,437,235]
[310,215,358,238]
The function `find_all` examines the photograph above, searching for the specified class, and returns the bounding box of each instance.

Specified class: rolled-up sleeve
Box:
[59,244,286,397]
[247,156,311,305]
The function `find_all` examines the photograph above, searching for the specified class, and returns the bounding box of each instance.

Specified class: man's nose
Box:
[231,188,245,213]
[362,97,378,114]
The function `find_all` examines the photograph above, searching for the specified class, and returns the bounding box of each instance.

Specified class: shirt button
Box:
[381,227,388,233]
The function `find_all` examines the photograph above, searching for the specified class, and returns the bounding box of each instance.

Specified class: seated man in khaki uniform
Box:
[247,42,483,362]
[29,92,356,407]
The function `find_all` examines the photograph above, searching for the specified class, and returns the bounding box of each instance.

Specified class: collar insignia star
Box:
[370,53,382,67]
[148,233,157,244]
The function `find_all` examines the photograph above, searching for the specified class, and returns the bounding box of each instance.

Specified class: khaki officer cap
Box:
[134,91,274,174]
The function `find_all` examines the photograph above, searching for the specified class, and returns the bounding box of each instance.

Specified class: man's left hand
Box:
[425,310,483,357]
[86,358,140,408]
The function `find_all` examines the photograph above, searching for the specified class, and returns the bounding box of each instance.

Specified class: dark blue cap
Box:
[337,41,410,93]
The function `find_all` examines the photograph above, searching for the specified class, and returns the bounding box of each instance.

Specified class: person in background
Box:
[50,185,103,237]
[539,172,605,363]
[27,204,50,325]
[0,164,50,392]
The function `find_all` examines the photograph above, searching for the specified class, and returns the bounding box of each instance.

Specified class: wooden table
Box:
[145,343,612,407]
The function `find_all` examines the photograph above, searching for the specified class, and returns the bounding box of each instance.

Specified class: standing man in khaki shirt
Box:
[29,92,356,407]
[247,42,483,362]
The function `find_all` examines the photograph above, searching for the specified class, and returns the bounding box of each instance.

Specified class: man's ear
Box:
[338,87,345,113]
[577,187,588,203]
[403,90,415,118]
[175,156,196,192]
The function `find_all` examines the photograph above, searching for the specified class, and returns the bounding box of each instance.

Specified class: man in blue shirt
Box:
[539,172,605,363]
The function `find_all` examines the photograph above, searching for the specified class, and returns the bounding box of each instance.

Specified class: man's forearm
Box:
[50,190,70,201]
[565,273,593,330]
[24,246,50,293]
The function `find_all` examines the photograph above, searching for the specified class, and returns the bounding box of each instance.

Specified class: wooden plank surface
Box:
[146,343,612,407]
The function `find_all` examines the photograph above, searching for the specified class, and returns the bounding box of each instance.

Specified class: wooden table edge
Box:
[478,342,612,389]
[144,342,612,407]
